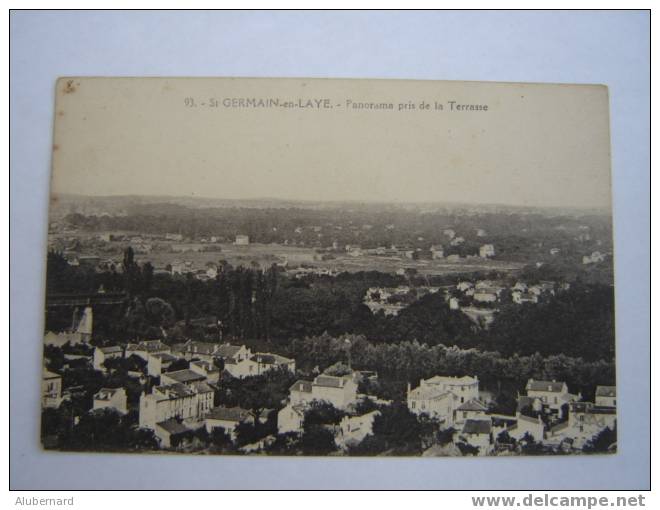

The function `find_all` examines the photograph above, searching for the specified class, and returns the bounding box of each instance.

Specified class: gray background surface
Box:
[9,10,650,489]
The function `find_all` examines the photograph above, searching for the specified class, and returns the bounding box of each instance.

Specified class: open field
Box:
[131,242,524,276]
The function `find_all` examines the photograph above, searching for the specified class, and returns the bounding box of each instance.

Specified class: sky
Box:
[50,77,613,210]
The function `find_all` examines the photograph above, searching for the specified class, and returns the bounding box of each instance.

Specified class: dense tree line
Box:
[46,249,614,362]
[285,334,615,401]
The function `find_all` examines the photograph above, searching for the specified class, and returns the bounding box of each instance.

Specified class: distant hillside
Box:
[49,193,611,220]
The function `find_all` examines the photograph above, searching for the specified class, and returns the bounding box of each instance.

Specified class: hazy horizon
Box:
[52,191,612,215]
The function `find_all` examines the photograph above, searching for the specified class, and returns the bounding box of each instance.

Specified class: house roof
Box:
[290,380,313,393]
[191,360,219,372]
[190,381,214,394]
[154,383,197,400]
[550,421,570,434]
[526,379,566,393]
[180,341,221,356]
[570,402,617,415]
[151,352,179,362]
[596,386,616,398]
[251,352,293,365]
[215,344,243,358]
[313,374,347,389]
[409,385,451,401]
[43,368,60,380]
[99,346,122,354]
[162,369,206,384]
[462,419,491,435]
[206,406,252,423]
[94,387,123,400]
[425,375,478,386]
[156,419,190,435]
[127,340,169,352]
[456,399,488,412]
[518,414,541,424]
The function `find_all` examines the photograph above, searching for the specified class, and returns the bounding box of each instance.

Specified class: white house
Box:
[204,406,254,440]
[310,374,358,410]
[335,410,380,449]
[277,402,306,435]
[407,383,457,425]
[225,352,295,379]
[147,352,180,377]
[525,379,579,419]
[547,401,617,449]
[172,341,222,362]
[288,374,358,410]
[235,235,250,245]
[420,375,480,405]
[125,340,170,361]
[473,291,498,303]
[139,381,214,432]
[583,251,606,264]
[42,368,63,408]
[93,387,128,414]
[459,419,493,455]
[595,386,616,407]
[407,375,480,425]
[289,380,314,407]
[430,245,444,259]
[454,399,488,425]
[513,291,538,304]
[512,282,528,292]
[189,360,220,385]
[505,413,545,443]
[479,244,495,258]
[93,345,123,371]
[160,368,208,387]
[154,419,191,448]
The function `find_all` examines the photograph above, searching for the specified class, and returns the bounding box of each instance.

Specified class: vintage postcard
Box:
[42,77,615,456]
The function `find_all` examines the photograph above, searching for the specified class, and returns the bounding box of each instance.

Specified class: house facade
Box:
[139,381,214,431]
[93,345,123,371]
[525,379,579,419]
[125,340,170,361]
[459,419,493,454]
[146,352,179,377]
[288,374,358,410]
[335,411,381,448]
[224,352,295,379]
[277,403,306,435]
[93,387,128,414]
[595,386,616,407]
[204,406,254,440]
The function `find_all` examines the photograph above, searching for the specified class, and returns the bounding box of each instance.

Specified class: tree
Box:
[210,427,233,451]
[300,425,337,455]
[519,432,544,455]
[304,401,346,430]
[583,427,617,454]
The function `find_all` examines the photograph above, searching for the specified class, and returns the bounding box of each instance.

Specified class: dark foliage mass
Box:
[45,248,614,363]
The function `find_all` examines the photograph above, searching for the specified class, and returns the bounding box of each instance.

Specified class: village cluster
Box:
[362,278,572,329]
[42,306,616,455]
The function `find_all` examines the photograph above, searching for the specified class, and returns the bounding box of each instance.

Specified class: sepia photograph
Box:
[40,76,617,458]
